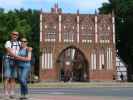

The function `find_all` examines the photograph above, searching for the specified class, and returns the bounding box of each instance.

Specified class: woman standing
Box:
[15,37,32,99]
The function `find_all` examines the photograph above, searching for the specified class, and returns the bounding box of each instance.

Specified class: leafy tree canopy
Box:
[0,8,40,71]
[99,0,133,81]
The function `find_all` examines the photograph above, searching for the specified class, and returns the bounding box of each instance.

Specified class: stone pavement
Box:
[29,95,133,100]
[1,82,133,100]
[0,95,133,100]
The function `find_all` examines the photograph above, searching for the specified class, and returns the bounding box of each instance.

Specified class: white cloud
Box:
[64,0,108,9]
[57,0,109,13]
[0,0,23,9]
[0,0,109,13]
[26,0,54,3]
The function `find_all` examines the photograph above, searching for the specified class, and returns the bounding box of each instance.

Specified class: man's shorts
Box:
[4,58,17,79]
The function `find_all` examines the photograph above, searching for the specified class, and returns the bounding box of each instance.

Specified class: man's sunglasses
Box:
[12,34,18,36]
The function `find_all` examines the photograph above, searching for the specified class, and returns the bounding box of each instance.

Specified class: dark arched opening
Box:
[57,46,89,82]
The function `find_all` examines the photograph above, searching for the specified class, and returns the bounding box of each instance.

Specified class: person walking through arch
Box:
[120,73,124,81]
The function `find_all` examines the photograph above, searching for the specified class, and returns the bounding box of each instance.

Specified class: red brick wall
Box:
[90,70,115,81]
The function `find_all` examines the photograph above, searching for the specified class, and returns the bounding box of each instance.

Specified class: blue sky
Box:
[0,0,108,13]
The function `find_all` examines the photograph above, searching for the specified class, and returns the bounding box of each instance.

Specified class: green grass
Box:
[0,82,96,88]
[28,82,96,88]
[1,82,133,88]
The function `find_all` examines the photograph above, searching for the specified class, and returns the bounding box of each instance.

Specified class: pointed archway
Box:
[57,46,89,82]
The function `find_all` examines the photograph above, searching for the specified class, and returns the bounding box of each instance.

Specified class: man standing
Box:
[4,31,20,99]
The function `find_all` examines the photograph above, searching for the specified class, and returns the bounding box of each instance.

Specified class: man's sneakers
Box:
[9,91,16,99]
[4,91,16,99]
[4,91,10,100]
[9,95,16,99]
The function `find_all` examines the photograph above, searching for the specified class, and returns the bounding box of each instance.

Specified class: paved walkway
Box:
[30,95,133,100]
[0,94,133,100]
[1,82,133,100]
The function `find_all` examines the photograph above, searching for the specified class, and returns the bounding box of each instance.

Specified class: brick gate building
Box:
[39,4,116,82]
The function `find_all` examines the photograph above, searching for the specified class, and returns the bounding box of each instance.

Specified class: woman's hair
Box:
[21,38,28,42]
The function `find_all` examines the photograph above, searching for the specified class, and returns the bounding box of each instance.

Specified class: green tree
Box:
[0,8,40,77]
[99,0,133,81]
[14,19,31,38]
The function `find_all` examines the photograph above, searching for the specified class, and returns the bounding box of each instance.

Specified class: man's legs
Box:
[9,66,17,98]
[3,58,11,96]
[4,73,16,98]
[4,78,10,96]
[10,78,16,97]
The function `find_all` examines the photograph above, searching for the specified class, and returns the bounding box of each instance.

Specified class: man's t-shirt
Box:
[5,40,21,57]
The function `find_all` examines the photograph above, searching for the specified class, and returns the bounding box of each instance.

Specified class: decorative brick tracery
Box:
[39,5,116,81]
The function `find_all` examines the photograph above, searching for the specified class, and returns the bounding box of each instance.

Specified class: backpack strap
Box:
[10,40,20,49]
[26,48,29,56]
[18,41,21,48]
[10,41,13,48]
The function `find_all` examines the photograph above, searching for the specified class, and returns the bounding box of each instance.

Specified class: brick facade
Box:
[39,4,116,82]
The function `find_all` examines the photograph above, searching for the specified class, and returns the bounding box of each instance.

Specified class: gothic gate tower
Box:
[39,4,116,82]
